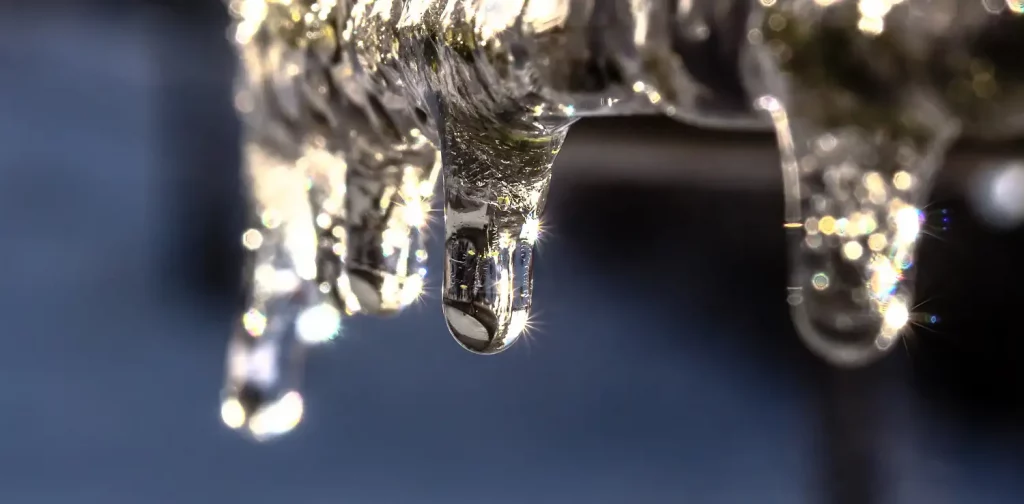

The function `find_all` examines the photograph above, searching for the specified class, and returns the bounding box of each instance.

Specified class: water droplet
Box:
[437,104,565,354]
[750,4,960,366]
[305,57,441,316]
[223,143,343,441]
[776,124,952,366]
[337,152,438,315]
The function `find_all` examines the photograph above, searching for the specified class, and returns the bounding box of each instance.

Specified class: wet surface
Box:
[0,6,1023,504]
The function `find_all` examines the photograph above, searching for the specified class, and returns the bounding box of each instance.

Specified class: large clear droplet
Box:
[748,1,961,366]
[766,101,954,366]
[437,105,565,354]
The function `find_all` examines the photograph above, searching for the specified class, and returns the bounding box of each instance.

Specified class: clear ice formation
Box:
[222,143,339,440]
[223,0,439,438]
[332,0,769,353]
[747,0,1024,366]
[223,1,1024,427]
[224,0,348,438]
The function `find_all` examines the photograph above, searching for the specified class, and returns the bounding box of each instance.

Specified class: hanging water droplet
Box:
[437,105,565,354]
[748,2,961,366]
[334,0,771,354]
[222,143,342,440]
[222,302,310,441]
[765,115,951,366]
[318,17,441,316]
[337,149,439,315]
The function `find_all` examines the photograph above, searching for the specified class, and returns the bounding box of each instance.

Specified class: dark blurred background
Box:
[2,2,1024,503]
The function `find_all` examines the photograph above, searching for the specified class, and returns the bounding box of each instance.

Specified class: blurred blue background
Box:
[1,3,1023,503]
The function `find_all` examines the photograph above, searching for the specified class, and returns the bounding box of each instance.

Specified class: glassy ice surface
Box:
[225,3,348,438]
[235,0,1022,358]
[437,106,565,353]
[230,0,440,318]
[284,0,769,352]
[3,8,1024,504]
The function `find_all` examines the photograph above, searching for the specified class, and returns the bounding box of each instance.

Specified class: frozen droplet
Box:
[222,304,309,442]
[310,24,442,316]
[759,103,955,367]
[748,2,961,367]
[437,105,564,354]
[338,151,439,315]
[222,142,342,440]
